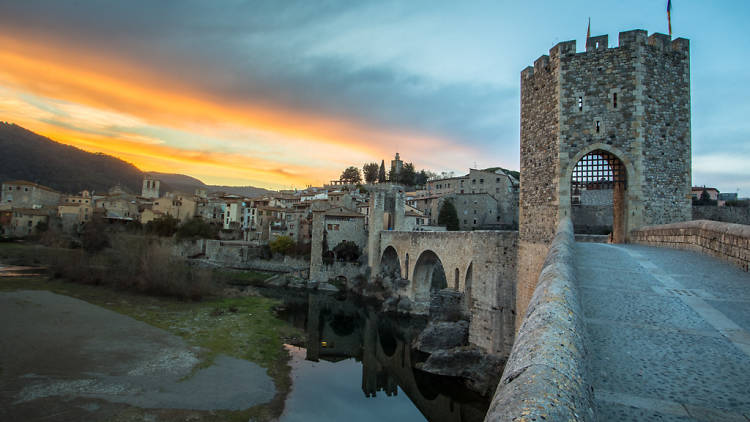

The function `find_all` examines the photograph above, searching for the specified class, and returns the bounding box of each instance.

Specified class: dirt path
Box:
[0,290,275,421]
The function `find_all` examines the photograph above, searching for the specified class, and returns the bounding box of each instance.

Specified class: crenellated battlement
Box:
[522,29,689,78]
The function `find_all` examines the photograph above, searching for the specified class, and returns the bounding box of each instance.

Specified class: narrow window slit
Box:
[578,96,583,111]
[613,92,618,108]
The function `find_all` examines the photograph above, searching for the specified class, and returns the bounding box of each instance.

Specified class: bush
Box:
[332,240,360,262]
[80,215,111,253]
[176,217,219,240]
[269,235,295,255]
[50,234,215,300]
[145,215,179,237]
[726,200,749,207]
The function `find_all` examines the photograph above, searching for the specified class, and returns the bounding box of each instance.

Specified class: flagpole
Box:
[667,0,672,37]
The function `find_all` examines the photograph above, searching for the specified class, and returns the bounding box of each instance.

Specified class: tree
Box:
[340,166,362,184]
[80,214,110,253]
[363,162,379,184]
[333,240,361,262]
[414,170,429,186]
[400,162,416,186]
[378,160,386,183]
[176,217,219,240]
[438,199,460,231]
[269,235,295,255]
[145,215,180,237]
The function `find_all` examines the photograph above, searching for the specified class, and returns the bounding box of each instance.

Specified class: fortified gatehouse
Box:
[516,29,692,325]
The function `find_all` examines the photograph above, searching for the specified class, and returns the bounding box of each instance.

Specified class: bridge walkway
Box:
[575,243,750,421]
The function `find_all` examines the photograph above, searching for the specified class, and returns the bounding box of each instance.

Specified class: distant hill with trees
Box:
[0,122,273,196]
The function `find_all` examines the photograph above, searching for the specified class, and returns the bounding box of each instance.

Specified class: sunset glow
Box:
[0,34,477,189]
[1,1,749,192]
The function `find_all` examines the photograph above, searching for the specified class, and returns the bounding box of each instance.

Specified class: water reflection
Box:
[268,289,489,422]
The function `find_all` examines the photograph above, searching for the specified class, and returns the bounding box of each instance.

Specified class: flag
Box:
[667,0,672,36]
[587,17,591,41]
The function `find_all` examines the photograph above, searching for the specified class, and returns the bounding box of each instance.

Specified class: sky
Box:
[0,1,748,193]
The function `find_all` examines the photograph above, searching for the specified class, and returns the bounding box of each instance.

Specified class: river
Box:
[262,289,491,422]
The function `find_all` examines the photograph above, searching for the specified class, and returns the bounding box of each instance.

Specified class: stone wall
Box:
[693,205,750,226]
[204,240,308,272]
[632,219,750,272]
[314,261,367,284]
[572,204,613,234]
[485,218,595,422]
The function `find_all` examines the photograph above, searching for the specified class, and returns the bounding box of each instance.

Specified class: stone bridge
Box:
[376,230,517,355]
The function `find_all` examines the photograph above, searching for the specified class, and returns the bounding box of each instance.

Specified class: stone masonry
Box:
[517,30,692,328]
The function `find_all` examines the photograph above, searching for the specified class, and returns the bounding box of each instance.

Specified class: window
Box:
[496,177,500,182]
[463,219,467,224]
[472,179,476,184]
[613,92,617,108]
[473,219,477,224]
[473,210,477,214]
[596,120,601,133]
[496,187,500,193]
[24,187,28,192]
[578,96,583,111]
[480,179,484,184]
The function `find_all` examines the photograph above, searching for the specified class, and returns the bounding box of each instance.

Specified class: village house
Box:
[7,207,52,237]
[58,190,94,232]
[97,193,139,221]
[1,180,62,209]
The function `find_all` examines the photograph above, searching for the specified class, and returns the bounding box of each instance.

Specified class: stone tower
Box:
[516,30,691,326]
[141,175,160,199]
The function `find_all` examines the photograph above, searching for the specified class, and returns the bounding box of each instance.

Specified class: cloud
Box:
[0,1,521,173]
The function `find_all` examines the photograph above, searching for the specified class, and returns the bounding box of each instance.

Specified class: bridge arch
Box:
[563,144,638,243]
[464,262,473,310]
[380,246,402,280]
[412,250,448,302]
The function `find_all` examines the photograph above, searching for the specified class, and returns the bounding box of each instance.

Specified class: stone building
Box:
[96,193,139,220]
[7,208,52,237]
[517,29,691,326]
[390,152,403,178]
[141,175,160,199]
[1,181,62,209]
[58,191,93,232]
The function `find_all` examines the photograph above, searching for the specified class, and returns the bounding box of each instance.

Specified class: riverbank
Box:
[0,272,303,421]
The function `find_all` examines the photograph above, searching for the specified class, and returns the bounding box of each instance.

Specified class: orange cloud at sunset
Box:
[0,34,477,188]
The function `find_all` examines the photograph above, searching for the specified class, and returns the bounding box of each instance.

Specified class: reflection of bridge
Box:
[303,293,489,422]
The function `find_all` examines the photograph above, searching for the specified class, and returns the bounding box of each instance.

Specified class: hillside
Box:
[0,122,143,194]
[0,122,274,196]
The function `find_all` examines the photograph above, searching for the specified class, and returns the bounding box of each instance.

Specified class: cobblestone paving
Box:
[575,243,750,422]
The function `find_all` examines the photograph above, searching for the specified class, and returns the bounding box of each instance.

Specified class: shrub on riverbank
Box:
[47,235,215,300]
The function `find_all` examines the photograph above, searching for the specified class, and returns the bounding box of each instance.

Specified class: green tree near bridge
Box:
[438,199,460,231]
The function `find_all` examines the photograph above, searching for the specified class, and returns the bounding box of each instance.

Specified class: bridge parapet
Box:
[485,218,595,422]
[632,219,750,271]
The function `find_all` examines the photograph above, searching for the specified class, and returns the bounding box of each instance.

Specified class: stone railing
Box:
[632,219,750,272]
[485,217,595,422]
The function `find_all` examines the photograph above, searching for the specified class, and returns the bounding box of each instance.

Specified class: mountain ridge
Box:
[0,122,273,197]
